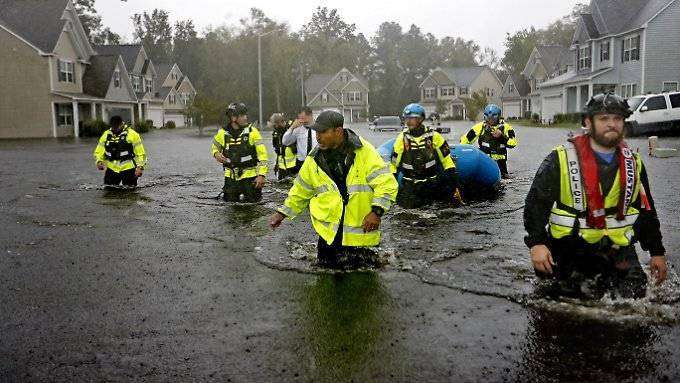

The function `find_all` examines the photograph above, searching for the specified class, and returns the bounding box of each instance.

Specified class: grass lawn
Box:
[510,119,581,129]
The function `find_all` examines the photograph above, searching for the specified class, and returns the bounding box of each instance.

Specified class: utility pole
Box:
[299,62,306,107]
[257,30,276,129]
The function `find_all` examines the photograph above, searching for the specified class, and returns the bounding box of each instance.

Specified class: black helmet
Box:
[226,102,248,118]
[583,93,632,118]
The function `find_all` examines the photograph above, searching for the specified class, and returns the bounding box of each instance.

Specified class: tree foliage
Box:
[74,0,121,44]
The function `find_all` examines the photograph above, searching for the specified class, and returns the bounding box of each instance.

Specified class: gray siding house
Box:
[305,68,370,122]
[537,0,680,122]
[419,66,503,120]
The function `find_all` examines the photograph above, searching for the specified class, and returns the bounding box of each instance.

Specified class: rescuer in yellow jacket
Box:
[211,103,268,202]
[269,110,398,268]
[391,103,458,209]
[93,115,146,188]
[460,104,517,178]
[270,113,298,180]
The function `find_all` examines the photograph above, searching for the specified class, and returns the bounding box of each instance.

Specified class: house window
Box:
[621,83,638,98]
[131,75,141,92]
[321,93,329,103]
[58,60,75,83]
[662,82,679,93]
[340,74,349,83]
[578,45,591,71]
[113,69,120,88]
[459,87,469,95]
[56,104,73,126]
[642,96,668,111]
[441,86,455,96]
[509,82,515,93]
[600,41,610,62]
[145,78,153,92]
[424,88,436,99]
[623,35,640,62]
[485,88,495,97]
[169,94,176,104]
[346,92,362,102]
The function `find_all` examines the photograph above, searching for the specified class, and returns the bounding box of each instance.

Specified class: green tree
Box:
[74,0,121,44]
[132,9,173,63]
[463,91,488,121]
[437,37,480,67]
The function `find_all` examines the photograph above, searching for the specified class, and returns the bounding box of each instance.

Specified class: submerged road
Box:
[0,123,679,382]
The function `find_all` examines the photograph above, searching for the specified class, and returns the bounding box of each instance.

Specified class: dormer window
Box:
[113,69,121,88]
[145,78,153,92]
[578,45,591,71]
[132,75,141,92]
[321,93,329,103]
[58,59,75,83]
[509,82,515,93]
[600,41,610,62]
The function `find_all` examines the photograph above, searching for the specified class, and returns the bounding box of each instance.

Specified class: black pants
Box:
[538,239,648,299]
[396,170,456,209]
[104,168,137,187]
[277,165,298,180]
[316,223,379,269]
[223,177,262,202]
[496,159,509,176]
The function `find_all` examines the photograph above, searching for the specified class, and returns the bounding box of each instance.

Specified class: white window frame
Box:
[113,69,121,88]
[600,41,610,62]
[321,92,329,103]
[509,82,515,93]
[441,86,455,96]
[662,81,679,93]
[346,91,362,102]
[459,87,469,95]
[621,83,638,98]
[145,78,153,92]
[57,104,73,126]
[424,87,436,99]
[58,59,75,83]
[578,45,591,71]
[623,35,640,62]
[131,75,141,92]
[169,94,176,104]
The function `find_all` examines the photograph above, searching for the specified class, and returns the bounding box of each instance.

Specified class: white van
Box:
[626,91,680,136]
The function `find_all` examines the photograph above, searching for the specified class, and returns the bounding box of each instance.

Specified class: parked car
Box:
[370,116,403,132]
[625,91,680,136]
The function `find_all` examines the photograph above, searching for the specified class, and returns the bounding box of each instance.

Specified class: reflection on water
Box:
[299,272,392,381]
[513,308,661,382]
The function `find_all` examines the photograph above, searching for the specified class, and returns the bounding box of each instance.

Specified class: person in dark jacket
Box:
[524,93,668,299]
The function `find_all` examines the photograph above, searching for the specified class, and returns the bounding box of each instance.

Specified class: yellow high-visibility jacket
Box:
[93,127,146,173]
[211,124,268,180]
[278,130,398,247]
[460,120,517,160]
[549,144,643,247]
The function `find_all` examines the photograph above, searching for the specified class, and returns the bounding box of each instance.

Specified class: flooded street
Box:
[1,123,679,382]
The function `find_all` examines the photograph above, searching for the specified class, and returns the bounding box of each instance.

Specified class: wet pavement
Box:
[0,123,679,382]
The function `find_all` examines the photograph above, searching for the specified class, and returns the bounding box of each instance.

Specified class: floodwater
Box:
[1,122,679,382]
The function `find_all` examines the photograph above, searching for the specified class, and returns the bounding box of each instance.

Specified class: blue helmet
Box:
[403,103,426,119]
[483,104,502,121]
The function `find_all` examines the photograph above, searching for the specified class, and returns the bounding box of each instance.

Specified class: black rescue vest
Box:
[104,130,134,161]
[478,122,508,156]
[223,126,258,169]
[400,129,440,181]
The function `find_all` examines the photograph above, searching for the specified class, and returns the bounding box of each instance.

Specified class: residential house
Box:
[536,0,680,122]
[94,44,157,125]
[152,63,197,128]
[520,45,572,122]
[305,68,370,122]
[0,0,138,138]
[419,66,503,120]
[501,74,532,119]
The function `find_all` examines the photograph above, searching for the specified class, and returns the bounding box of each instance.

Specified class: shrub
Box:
[134,120,153,134]
[531,113,540,123]
[165,120,176,129]
[81,119,109,137]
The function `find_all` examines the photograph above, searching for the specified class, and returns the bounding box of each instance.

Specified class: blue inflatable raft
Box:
[377,138,501,187]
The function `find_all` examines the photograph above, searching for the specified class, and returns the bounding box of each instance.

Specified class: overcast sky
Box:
[96,0,582,54]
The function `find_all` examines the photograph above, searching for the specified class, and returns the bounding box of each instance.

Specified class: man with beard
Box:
[524,93,668,299]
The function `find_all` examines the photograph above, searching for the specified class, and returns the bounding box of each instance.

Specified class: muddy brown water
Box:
[0,123,679,382]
